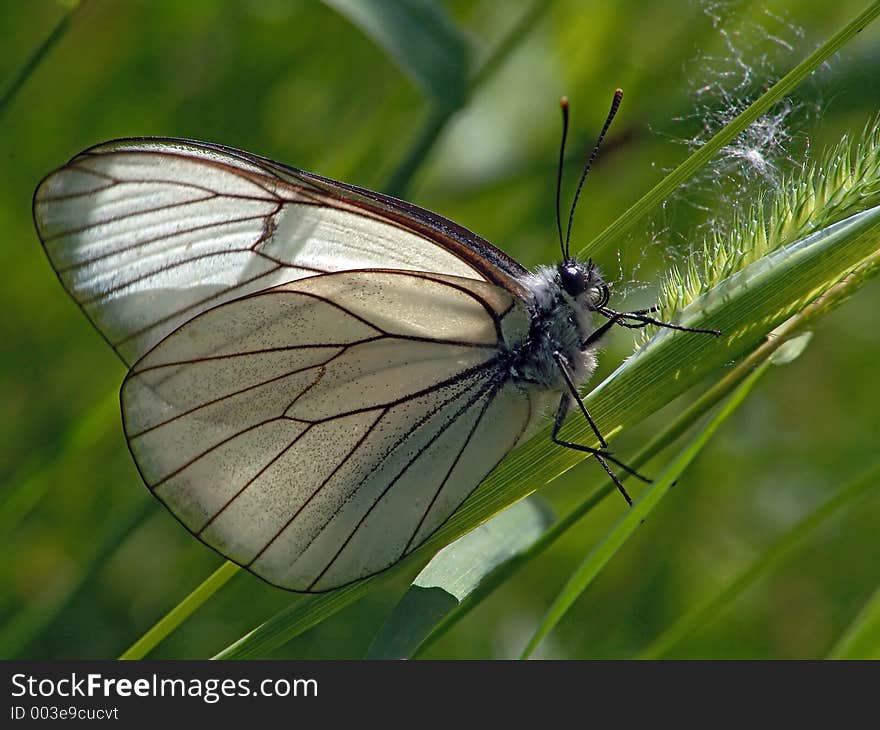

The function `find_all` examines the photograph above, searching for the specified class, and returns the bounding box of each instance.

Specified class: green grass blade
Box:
[0,1,84,119]
[411,334,817,657]
[583,1,880,258]
[439,197,880,599]
[518,360,773,659]
[384,0,551,197]
[213,206,880,660]
[213,580,369,659]
[366,496,555,659]
[384,110,451,199]
[828,585,880,659]
[640,462,880,659]
[322,0,469,110]
[586,205,880,441]
[118,561,239,660]
[651,116,880,334]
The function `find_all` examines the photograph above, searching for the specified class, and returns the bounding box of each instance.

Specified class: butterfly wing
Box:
[33,137,529,365]
[122,269,538,591]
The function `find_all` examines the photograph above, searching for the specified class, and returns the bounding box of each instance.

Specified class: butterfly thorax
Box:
[508,260,608,391]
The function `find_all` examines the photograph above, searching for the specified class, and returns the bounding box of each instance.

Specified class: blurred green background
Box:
[2,0,879,659]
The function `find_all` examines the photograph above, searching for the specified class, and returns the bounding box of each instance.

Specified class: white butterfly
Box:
[33,92,717,592]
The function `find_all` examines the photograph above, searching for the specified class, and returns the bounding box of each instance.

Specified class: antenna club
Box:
[562,88,624,253]
[555,94,572,259]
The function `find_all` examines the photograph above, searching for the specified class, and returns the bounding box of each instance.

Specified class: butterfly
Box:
[32,91,718,592]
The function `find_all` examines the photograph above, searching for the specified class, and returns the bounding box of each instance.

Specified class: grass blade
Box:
[118,561,239,660]
[322,0,469,110]
[0,1,85,119]
[213,580,370,659]
[213,205,880,659]
[411,333,818,656]
[366,496,555,659]
[828,585,880,659]
[640,462,880,659]
[384,0,551,197]
[583,0,880,257]
[518,360,773,659]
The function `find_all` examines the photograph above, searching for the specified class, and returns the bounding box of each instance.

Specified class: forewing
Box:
[122,270,535,591]
[33,137,528,365]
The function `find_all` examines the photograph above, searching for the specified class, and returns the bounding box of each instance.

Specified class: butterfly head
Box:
[558,258,610,310]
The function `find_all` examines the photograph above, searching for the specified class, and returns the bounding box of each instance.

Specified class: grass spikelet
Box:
[646,114,880,342]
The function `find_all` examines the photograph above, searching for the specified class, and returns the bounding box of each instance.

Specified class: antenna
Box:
[563,89,623,255]
[555,97,570,260]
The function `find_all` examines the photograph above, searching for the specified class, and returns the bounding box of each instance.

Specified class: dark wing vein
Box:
[35,138,536,368]
[195,422,316,534]
[244,407,389,567]
[250,366,498,575]
[309,380,506,589]
[127,347,349,439]
[401,380,502,555]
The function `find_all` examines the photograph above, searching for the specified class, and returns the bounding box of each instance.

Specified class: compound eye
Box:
[560,266,586,296]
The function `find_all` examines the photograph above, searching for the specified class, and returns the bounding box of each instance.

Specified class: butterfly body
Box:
[511,261,605,390]
[33,124,716,591]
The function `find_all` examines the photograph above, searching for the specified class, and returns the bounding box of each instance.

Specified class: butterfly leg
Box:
[580,312,626,350]
[551,393,634,506]
[557,306,713,506]
[551,351,651,506]
[597,304,721,336]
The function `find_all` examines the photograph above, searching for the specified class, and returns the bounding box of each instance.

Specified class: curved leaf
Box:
[323,0,469,109]
[366,496,554,659]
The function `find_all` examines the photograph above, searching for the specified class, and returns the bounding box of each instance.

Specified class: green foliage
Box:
[0,1,83,119]
[119,562,240,661]
[366,496,555,659]
[322,0,469,110]
[4,0,880,660]
[829,585,880,659]
[641,458,880,659]
[654,115,880,333]
[520,358,781,658]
